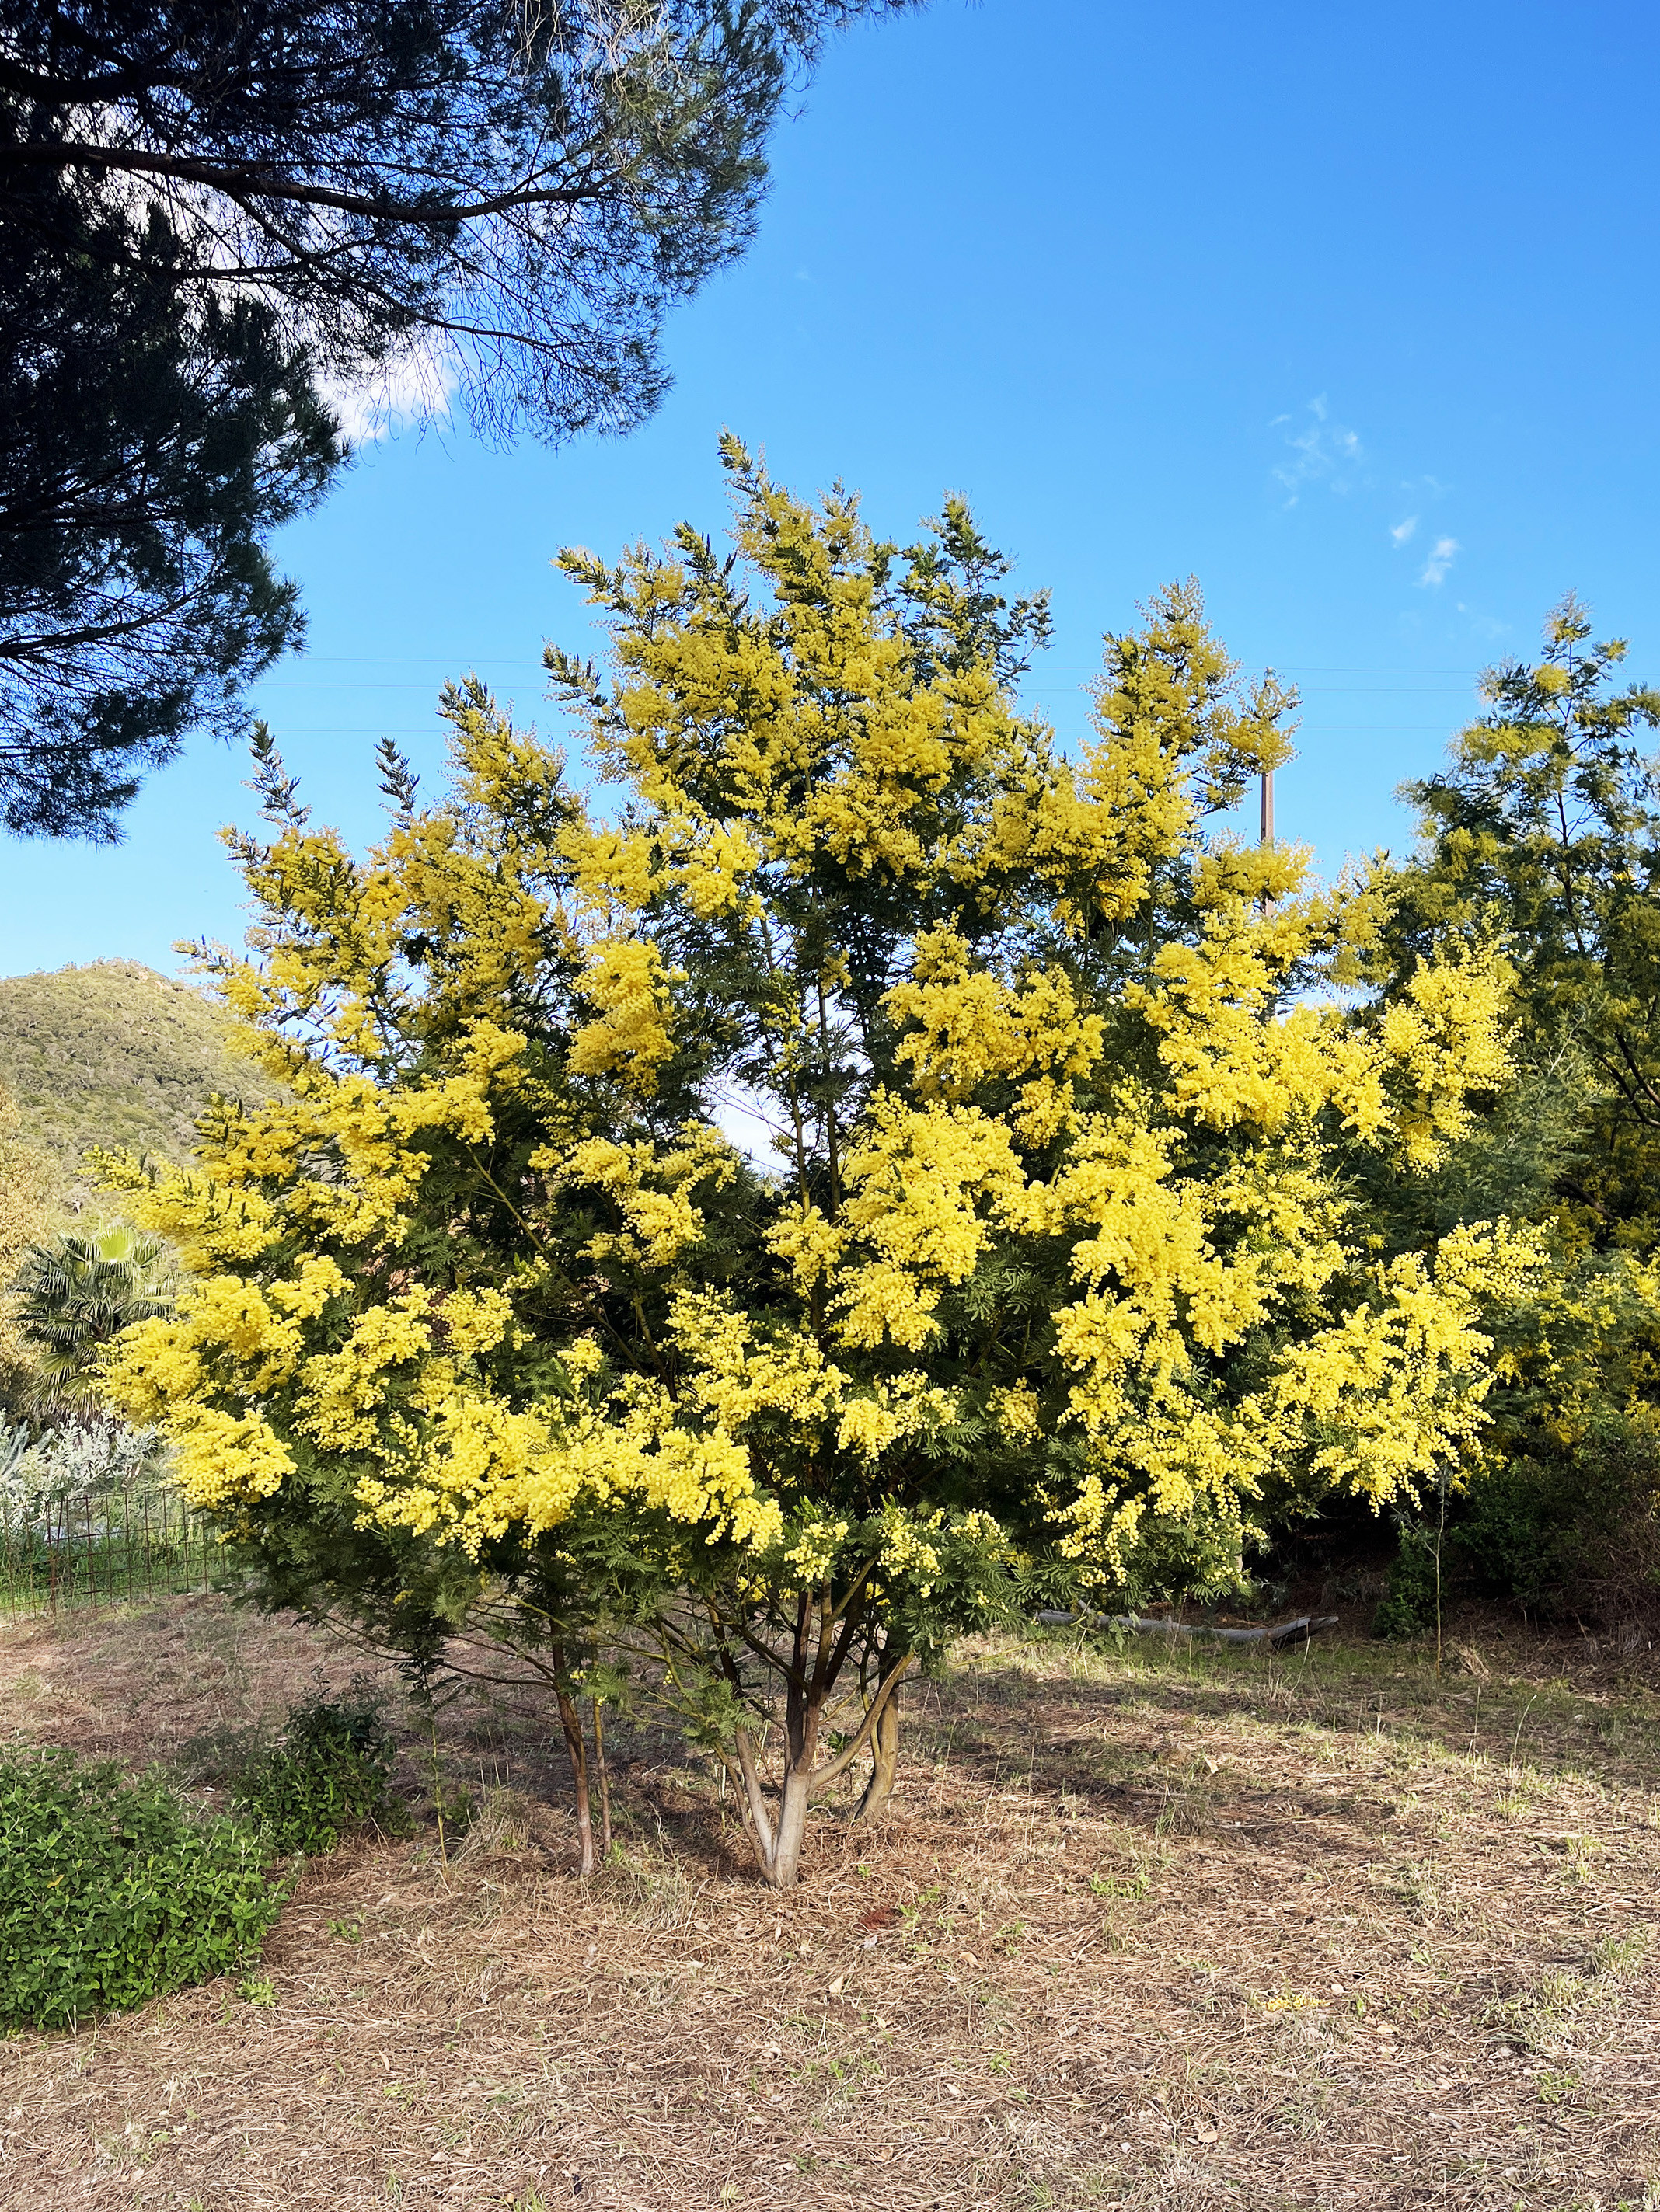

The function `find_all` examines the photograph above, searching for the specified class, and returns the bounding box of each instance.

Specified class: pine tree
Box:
[1,0,915,835]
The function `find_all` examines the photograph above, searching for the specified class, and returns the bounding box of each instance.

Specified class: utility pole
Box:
[1259,766,1275,848]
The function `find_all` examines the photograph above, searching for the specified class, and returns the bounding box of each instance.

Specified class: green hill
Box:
[0,962,275,1197]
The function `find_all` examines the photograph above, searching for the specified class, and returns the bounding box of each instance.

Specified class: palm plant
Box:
[12,1228,174,1401]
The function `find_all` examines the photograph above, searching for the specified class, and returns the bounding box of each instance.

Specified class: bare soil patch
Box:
[4,1597,1660,2211]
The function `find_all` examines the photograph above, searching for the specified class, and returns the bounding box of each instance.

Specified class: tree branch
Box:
[3,136,619,224]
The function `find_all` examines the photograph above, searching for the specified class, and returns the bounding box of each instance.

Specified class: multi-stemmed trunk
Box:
[719,1612,913,1889]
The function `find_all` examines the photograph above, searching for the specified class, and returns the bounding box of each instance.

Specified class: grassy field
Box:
[3,1597,1660,2212]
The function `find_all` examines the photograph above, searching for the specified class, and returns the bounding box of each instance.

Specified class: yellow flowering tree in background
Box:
[1355,600,1660,1620]
[106,441,1537,1887]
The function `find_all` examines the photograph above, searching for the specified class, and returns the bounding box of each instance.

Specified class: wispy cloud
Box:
[1272,395,1365,504]
[1419,535,1459,587]
[1390,516,1418,546]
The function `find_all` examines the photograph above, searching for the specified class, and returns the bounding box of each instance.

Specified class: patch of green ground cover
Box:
[0,1748,284,2029]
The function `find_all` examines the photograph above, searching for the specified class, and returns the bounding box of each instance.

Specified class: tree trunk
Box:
[553,1674,595,1878]
[716,1607,916,1887]
[721,1638,916,1879]
[727,1710,822,1890]
[855,1674,901,1821]
[768,1760,814,1890]
[593,1696,612,1862]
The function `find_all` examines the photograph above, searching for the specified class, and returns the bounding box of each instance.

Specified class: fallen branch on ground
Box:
[1034,1610,1340,1649]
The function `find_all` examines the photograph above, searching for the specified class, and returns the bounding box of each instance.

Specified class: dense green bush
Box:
[1364,1436,1660,1633]
[232,1685,410,1855]
[1372,1517,1441,1639]
[0,1750,284,2030]
[1450,1444,1660,1622]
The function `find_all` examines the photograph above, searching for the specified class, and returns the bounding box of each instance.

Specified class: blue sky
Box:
[6,0,1659,976]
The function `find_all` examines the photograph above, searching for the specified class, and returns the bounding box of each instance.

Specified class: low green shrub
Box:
[1373,1517,1440,1639]
[1448,1458,1572,1612]
[1366,1443,1660,1632]
[232,1684,410,1855]
[0,1750,284,2031]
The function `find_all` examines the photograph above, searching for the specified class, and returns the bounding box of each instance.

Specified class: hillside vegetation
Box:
[0,963,272,1200]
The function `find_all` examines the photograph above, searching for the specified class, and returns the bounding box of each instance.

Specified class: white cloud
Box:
[1419,535,1459,587]
[1390,516,1418,546]
[1272,395,1365,504]
[320,336,459,444]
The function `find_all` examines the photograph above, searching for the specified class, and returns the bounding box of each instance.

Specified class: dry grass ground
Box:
[4,1597,1660,2212]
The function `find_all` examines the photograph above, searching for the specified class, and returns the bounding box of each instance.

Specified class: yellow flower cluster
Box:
[556,457,1028,920]
[877,1510,941,1590]
[784,1517,850,1586]
[886,928,1105,1104]
[972,581,1293,933]
[1263,1221,1549,1502]
[835,1097,1021,1348]
[169,1408,295,1511]
[765,1200,846,1292]
[668,1291,846,1440]
[528,1123,739,1272]
[361,1393,782,1560]
[1125,877,1510,1169]
[567,939,677,1092]
[835,1373,957,1461]
[870,1505,1012,1598]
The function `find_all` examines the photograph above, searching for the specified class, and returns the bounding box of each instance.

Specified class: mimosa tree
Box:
[1362,599,1660,1613]
[106,442,1537,1886]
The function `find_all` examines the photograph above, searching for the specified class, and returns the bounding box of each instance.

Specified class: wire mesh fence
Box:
[0,1476,214,1621]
